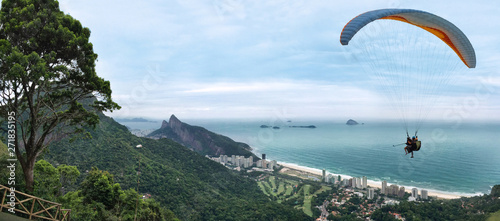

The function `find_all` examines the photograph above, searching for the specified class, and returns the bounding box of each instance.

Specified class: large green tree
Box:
[33,159,60,201]
[0,0,119,191]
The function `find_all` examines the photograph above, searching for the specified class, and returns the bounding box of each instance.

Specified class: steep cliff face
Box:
[148,115,257,158]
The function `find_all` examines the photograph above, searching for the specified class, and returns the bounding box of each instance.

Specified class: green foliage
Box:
[80,167,121,210]
[491,185,500,197]
[34,159,61,201]
[312,206,322,219]
[370,193,499,221]
[0,141,26,189]
[312,186,337,206]
[58,167,179,221]
[32,161,179,220]
[328,213,364,221]
[57,164,80,193]
[487,210,500,221]
[256,173,332,219]
[0,0,119,191]
[42,114,311,220]
[370,209,398,221]
[348,194,361,205]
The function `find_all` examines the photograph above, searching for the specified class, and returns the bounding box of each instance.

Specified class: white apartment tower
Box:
[368,188,375,199]
[412,188,419,199]
[421,190,428,200]
[382,181,387,195]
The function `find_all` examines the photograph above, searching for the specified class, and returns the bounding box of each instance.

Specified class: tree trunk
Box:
[19,156,36,193]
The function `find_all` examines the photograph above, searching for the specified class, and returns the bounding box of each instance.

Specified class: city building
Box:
[262,153,266,160]
[326,174,335,184]
[362,176,367,189]
[398,187,405,198]
[421,189,428,200]
[368,188,375,199]
[239,157,245,167]
[322,169,326,182]
[389,185,399,196]
[209,155,258,170]
[234,157,240,167]
[356,177,362,189]
[268,160,277,169]
[243,158,250,168]
[412,188,419,199]
[382,181,387,195]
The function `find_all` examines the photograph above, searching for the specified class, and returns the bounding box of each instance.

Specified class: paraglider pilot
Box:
[404,137,412,155]
[405,136,418,158]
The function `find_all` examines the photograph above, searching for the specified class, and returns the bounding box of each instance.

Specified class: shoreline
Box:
[278,162,472,200]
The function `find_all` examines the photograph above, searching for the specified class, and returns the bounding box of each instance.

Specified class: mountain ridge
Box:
[148,115,259,159]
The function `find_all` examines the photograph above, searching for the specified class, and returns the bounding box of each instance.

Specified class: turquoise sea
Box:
[121,119,500,196]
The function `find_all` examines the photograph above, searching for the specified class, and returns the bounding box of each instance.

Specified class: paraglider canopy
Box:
[340,9,476,68]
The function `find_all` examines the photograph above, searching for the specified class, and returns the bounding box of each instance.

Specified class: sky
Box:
[58,0,500,122]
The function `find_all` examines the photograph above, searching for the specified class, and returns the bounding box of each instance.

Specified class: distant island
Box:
[346,119,359,125]
[289,125,316,128]
[260,125,316,129]
[114,117,157,123]
[260,125,280,129]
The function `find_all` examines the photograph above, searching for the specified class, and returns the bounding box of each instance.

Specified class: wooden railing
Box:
[0,184,70,221]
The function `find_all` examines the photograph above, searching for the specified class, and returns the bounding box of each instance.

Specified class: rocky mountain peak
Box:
[147,114,256,158]
[161,120,169,129]
[168,114,182,128]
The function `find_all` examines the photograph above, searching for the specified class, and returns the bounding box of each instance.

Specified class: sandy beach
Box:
[279,162,464,199]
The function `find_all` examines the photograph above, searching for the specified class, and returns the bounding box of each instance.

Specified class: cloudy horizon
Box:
[58,0,499,122]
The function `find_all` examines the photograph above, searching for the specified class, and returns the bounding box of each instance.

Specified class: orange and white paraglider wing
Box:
[340,9,476,68]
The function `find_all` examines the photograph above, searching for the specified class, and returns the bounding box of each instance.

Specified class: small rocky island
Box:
[260,125,316,129]
[259,125,280,129]
[346,119,359,125]
[289,125,316,128]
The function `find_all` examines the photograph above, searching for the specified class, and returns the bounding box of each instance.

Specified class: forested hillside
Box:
[41,114,311,220]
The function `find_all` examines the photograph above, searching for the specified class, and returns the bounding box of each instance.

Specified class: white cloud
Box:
[59,0,500,120]
[106,78,390,119]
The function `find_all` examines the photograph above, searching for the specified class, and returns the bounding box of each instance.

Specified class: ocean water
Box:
[182,119,500,196]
